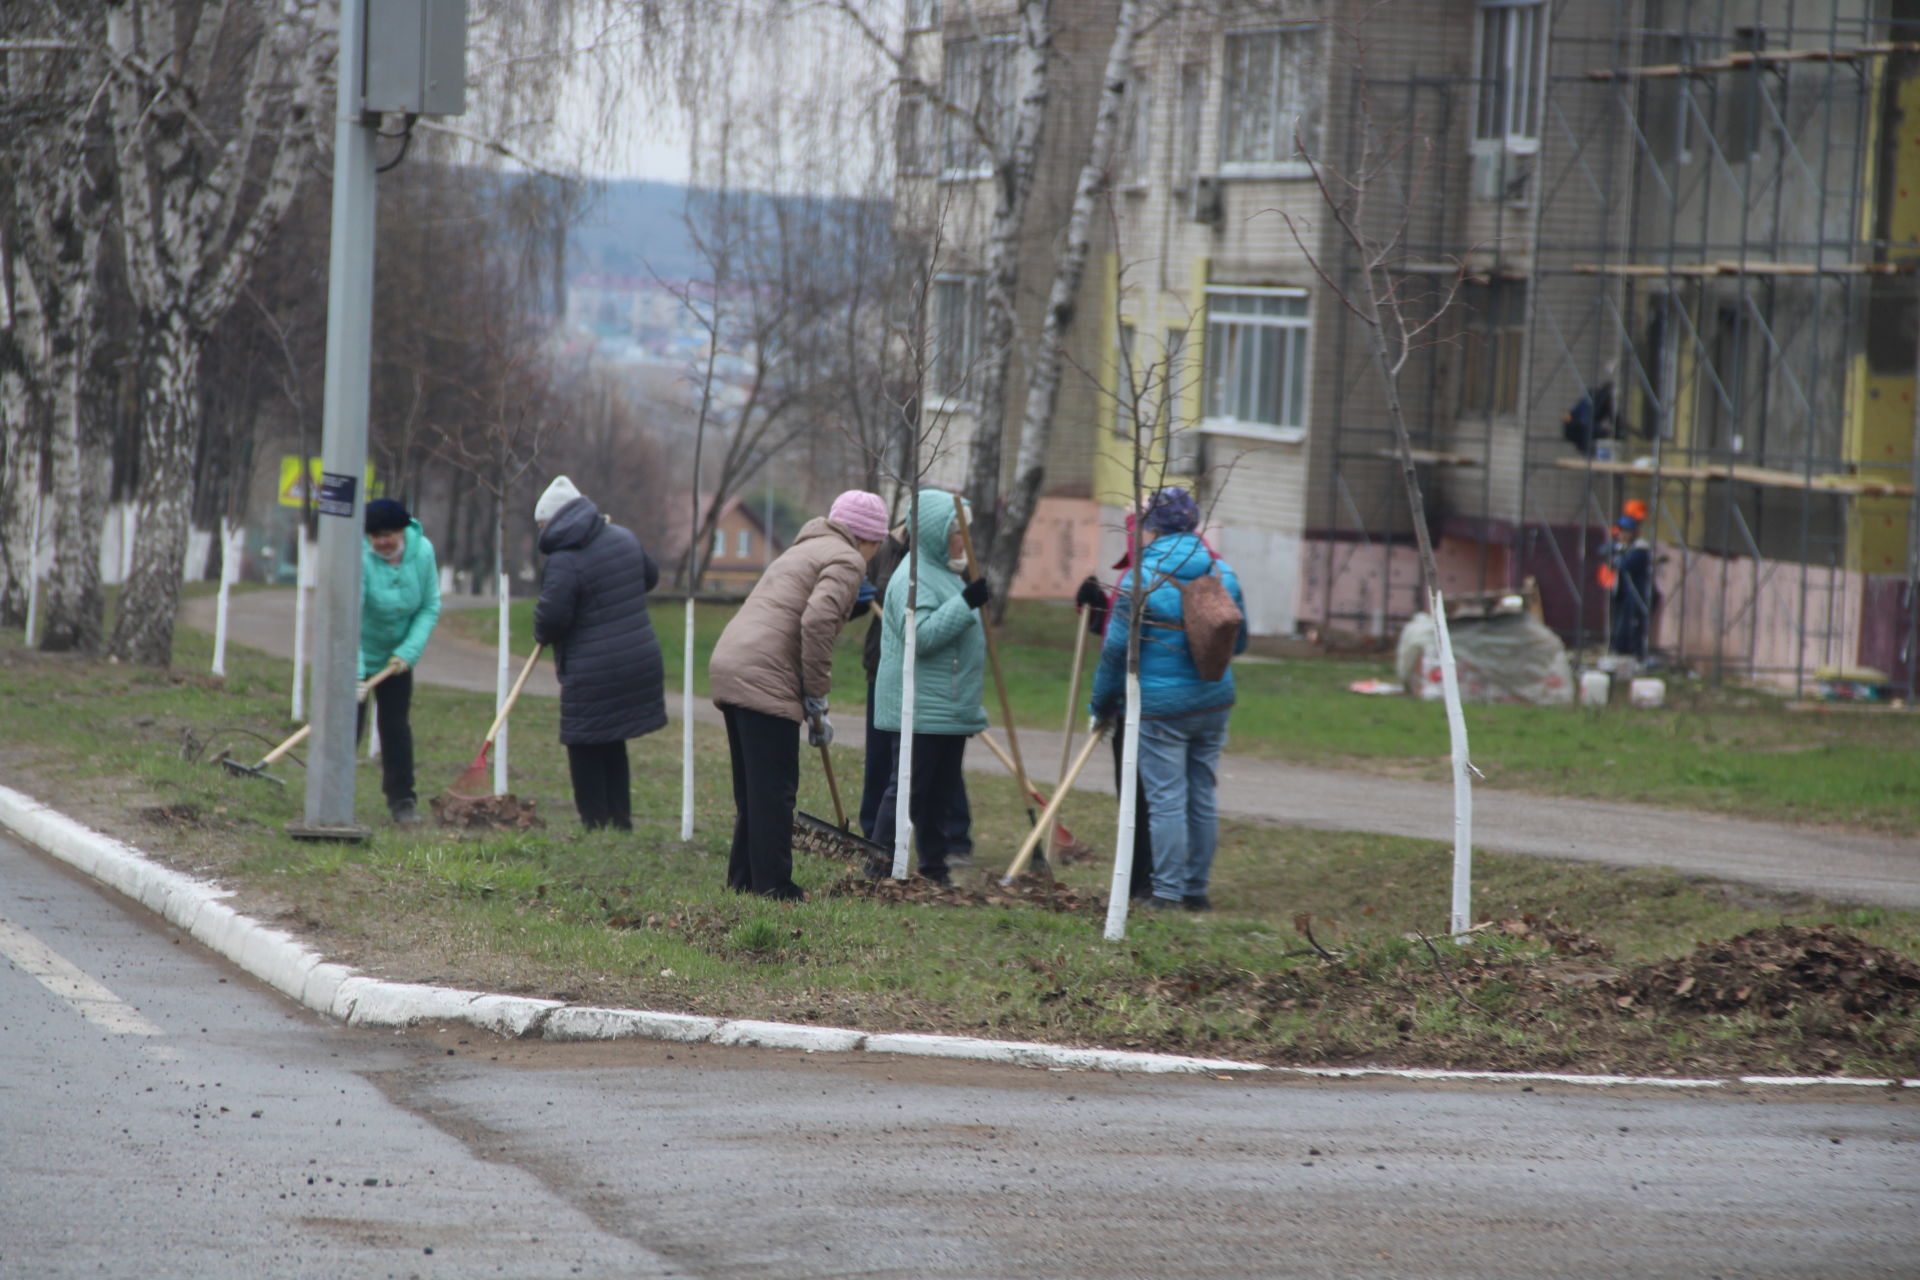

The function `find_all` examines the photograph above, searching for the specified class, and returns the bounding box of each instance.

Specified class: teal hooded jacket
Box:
[359,518,441,678]
[871,490,987,736]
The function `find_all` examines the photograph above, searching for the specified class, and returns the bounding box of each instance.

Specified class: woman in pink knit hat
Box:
[707,490,889,899]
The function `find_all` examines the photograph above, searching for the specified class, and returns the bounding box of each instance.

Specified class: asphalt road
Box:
[183,589,1920,907]
[3,829,1915,1279]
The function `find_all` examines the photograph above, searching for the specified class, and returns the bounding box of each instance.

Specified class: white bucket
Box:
[1578,670,1611,706]
[1629,677,1666,708]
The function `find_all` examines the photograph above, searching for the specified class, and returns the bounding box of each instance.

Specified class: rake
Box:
[445,645,543,799]
[220,663,400,785]
[792,741,891,876]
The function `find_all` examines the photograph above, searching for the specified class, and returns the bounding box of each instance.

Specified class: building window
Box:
[1202,288,1310,440]
[713,527,726,558]
[1474,1,1546,150]
[737,528,751,558]
[1459,278,1525,415]
[942,35,1016,178]
[1219,27,1320,173]
[1162,328,1204,470]
[1119,73,1151,186]
[905,0,939,31]
[1113,323,1139,439]
[897,95,934,177]
[930,274,984,402]
[1175,64,1205,191]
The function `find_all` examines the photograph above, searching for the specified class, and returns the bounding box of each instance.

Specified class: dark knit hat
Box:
[1142,486,1200,534]
[364,497,410,534]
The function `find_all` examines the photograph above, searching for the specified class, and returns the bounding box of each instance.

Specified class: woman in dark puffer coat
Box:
[532,475,666,830]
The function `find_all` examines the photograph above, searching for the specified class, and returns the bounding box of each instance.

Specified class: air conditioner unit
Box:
[1189,174,1224,227]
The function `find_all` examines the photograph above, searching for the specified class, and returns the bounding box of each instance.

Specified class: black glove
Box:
[961,576,991,610]
[1074,575,1106,611]
[850,579,877,621]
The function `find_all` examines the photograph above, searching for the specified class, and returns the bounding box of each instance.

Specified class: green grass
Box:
[446,595,1920,834]
[2,620,1917,1078]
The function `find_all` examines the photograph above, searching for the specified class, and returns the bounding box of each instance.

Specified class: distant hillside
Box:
[569,179,703,282]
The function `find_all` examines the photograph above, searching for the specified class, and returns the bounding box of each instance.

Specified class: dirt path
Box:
[181,589,1920,907]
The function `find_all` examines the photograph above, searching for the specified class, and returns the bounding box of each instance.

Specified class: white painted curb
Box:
[2,782,1915,1091]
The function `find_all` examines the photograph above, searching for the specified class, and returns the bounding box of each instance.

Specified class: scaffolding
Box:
[1317,1,1920,696]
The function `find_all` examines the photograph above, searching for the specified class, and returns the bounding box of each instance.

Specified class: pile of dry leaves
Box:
[1602,925,1920,1020]
[430,793,544,831]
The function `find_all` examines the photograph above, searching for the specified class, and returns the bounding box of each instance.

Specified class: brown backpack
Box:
[1178,558,1242,682]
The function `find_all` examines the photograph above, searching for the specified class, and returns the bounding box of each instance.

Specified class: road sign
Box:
[278,457,378,508]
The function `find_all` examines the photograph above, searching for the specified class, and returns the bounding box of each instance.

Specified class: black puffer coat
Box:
[533,496,666,745]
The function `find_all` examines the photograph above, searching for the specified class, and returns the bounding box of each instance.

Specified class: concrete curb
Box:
[3,783,1914,1091]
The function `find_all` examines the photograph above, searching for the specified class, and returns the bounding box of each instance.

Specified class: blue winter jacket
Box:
[1088,531,1248,722]
[359,519,440,678]
[533,496,666,745]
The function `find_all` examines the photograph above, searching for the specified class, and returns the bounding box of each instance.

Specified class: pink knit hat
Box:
[828,490,889,542]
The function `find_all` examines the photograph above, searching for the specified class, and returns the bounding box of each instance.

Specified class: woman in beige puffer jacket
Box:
[708,491,888,899]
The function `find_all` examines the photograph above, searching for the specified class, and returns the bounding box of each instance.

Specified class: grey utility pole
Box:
[294,0,466,840]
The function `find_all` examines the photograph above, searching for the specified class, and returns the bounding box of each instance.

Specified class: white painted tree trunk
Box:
[1431,591,1475,937]
[892,600,917,880]
[211,517,238,676]
[1102,670,1144,941]
[292,529,312,721]
[494,551,511,797]
[990,0,1141,594]
[680,593,695,841]
[23,487,44,647]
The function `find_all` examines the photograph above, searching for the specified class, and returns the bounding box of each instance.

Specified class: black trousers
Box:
[566,740,632,831]
[859,678,972,852]
[354,670,415,811]
[719,703,804,899]
[870,732,970,882]
[1112,729,1155,899]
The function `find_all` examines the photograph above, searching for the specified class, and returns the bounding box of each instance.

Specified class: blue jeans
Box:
[1135,707,1231,902]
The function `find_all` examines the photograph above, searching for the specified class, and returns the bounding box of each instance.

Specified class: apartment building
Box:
[902,0,1919,688]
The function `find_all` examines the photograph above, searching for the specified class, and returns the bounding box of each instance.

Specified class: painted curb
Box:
[2,782,1916,1091]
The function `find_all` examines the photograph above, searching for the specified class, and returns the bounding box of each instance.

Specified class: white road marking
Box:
[0,918,165,1036]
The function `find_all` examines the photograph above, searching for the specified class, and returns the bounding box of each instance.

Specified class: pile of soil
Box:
[430,792,544,831]
[1603,925,1920,1019]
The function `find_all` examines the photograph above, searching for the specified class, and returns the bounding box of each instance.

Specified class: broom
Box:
[446,645,543,798]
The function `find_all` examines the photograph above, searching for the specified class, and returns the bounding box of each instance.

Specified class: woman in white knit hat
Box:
[708,489,889,900]
[532,475,666,830]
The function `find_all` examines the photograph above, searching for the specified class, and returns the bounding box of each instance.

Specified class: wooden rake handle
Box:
[950,499,1033,796]
[1001,724,1107,885]
[818,743,849,828]
[258,660,401,767]
[479,645,544,749]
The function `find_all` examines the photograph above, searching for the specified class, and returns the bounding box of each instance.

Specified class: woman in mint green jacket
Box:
[870,489,990,883]
[358,498,441,826]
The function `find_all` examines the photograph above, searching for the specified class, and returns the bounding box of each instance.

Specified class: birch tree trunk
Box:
[38,326,106,652]
[103,0,328,665]
[959,0,1052,564]
[1,214,48,627]
[988,0,1140,598]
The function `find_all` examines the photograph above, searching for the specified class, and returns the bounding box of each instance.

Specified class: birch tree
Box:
[101,0,332,665]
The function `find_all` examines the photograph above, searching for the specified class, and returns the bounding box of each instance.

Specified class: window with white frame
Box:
[941,36,1016,177]
[1175,64,1205,191]
[1474,1,1546,150]
[737,528,751,557]
[713,527,726,558]
[930,274,984,402]
[1202,288,1311,439]
[1219,27,1320,173]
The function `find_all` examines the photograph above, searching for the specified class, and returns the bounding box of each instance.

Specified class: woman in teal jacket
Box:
[358,498,441,826]
[870,489,990,883]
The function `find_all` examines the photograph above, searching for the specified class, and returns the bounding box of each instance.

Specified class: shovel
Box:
[446,645,543,798]
[221,663,400,785]
[793,740,891,876]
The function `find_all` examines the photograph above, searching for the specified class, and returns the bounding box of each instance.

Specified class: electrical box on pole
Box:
[364,0,468,117]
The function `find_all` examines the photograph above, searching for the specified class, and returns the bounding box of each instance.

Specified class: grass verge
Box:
[2,625,1917,1079]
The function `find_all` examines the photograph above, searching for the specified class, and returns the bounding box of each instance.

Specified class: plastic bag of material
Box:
[1407,611,1573,706]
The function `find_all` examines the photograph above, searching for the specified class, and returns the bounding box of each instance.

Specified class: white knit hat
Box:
[534,475,582,523]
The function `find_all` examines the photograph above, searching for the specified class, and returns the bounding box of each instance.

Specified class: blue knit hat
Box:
[1142,486,1199,534]
[364,497,410,534]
